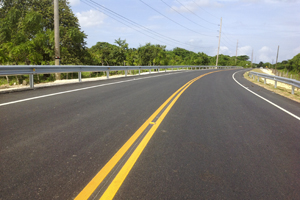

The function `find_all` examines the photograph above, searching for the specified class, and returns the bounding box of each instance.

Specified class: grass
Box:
[244,70,300,103]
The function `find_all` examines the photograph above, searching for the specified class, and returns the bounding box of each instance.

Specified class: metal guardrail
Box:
[249,71,300,95]
[0,65,240,88]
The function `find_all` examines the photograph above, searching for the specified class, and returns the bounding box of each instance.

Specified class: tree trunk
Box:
[55,73,61,80]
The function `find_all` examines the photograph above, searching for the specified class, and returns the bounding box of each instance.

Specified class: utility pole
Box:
[235,40,238,65]
[54,0,61,80]
[251,49,253,68]
[216,17,222,67]
[275,45,280,70]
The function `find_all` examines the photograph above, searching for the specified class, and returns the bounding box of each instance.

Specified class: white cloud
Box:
[69,0,80,6]
[76,10,107,28]
[258,46,274,63]
[238,46,252,56]
[170,0,210,13]
[294,46,300,54]
[168,0,225,13]
[241,0,299,3]
[219,46,230,54]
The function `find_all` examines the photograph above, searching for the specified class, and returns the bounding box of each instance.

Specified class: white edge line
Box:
[0,70,194,107]
[232,70,300,121]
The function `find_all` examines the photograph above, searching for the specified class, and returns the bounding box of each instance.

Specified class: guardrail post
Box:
[125,70,128,77]
[29,74,34,88]
[253,75,255,80]
[78,72,82,82]
[264,78,266,84]
[149,69,151,74]
[275,80,277,88]
[292,86,295,95]
[177,68,179,71]
[165,68,166,72]
[257,76,260,82]
[157,68,159,73]
[139,69,141,75]
[106,71,109,79]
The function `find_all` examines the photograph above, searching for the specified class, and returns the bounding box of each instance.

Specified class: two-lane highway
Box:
[1,69,299,200]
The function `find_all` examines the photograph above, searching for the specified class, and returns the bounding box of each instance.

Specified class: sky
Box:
[68,0,300,63]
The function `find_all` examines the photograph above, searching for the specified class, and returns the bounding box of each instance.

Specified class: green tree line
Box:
[0,0,251,68]
[0,0,90,65]
[256,53,300,74]
[7,0,300,85]
[88,39,252,67]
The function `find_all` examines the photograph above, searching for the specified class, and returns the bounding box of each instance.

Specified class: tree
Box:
[257,61,264,68]
[114,38,128,65]
[288,53,300,72]
[237,55,250,61]
[136,43,166,66]
[0,0,88,65]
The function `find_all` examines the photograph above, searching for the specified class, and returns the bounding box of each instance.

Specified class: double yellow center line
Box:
[75,70,223,200]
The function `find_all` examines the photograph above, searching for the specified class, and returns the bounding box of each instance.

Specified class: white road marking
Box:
[0,70,193,107]
[232,70,300,121]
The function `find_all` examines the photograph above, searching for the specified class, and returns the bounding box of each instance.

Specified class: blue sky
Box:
[68,0,300,63]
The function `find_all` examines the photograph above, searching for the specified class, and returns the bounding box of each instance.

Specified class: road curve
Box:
[0,69,299,200]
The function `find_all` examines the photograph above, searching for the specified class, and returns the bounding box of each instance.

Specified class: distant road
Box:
[1,69,300,200]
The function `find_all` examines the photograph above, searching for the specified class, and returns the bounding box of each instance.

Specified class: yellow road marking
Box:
[149,122,155,124]
[75,70,226,200]
[75,75,197,200]
[99,70,222,200]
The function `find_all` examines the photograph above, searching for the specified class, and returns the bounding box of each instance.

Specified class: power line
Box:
[161,0,216,31]
[175,0,218,26]
[191,0,220,20]
[82,0,179,48]
[85,0,184,45]
[221,33,236,47]
[82,0,214,50]
[83,0,197,49]
[139,0,215,37]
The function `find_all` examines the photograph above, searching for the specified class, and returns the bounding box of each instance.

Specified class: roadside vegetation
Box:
[0,0,252,86]
[243,69,300,103]
[255,53,300,81]
[0,0,299,88]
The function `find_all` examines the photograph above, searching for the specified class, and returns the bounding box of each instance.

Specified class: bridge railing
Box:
[0,65,241,88]
[249,71,300,95]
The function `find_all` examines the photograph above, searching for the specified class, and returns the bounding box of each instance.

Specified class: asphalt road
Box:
[0,69,299,200]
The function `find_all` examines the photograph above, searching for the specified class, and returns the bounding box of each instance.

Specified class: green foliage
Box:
[263,53,300,73]
[288,53,300,72]
[0,0,88,65]
[237,55,250,61]
[88,41,253,67]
